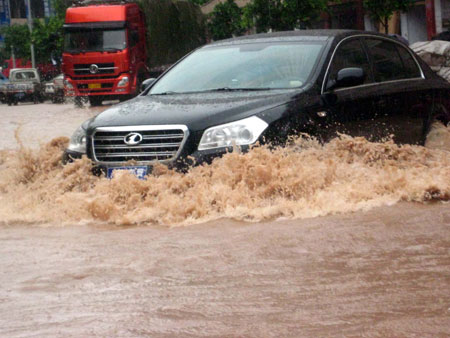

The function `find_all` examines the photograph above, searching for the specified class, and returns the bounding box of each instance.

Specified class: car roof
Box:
[207,30,394,46]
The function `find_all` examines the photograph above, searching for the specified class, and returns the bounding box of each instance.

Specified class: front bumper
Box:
[62,146,233,175]
[65,74,131,97]
[6,90,37,102]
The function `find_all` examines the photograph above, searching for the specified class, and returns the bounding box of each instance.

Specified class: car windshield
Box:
[64,28,127,53]
[149,41,325,94]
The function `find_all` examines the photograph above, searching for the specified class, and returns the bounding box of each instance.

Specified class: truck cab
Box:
[62,1,147,106]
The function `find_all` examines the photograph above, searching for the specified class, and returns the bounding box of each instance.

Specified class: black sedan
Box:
[64,30,450,178]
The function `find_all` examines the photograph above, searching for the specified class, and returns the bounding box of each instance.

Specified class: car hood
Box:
[88,90,304,132]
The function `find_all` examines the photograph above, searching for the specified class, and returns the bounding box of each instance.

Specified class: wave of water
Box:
[0,123,449,226]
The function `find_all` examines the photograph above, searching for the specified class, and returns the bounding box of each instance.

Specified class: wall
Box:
[401,4,428,44]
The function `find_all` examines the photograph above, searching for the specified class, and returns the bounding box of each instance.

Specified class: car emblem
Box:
[89,64,99,74]
[124,132,143,146]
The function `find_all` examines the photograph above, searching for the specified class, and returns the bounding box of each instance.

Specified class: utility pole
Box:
[5,0,16,67]
[25,0,35,68]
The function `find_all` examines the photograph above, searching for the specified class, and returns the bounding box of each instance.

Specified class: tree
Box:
[188,0,209,5]
[1,24,31,60]
[208,0,244,40]
[31,16,65,63]
[243,0,329,33]
[52,0,71,19]
[363,0,414,34]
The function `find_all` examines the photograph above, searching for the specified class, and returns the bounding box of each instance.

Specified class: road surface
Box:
[0,102,449,337]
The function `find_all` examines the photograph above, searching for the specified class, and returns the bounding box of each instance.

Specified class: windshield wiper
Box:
[150,91,179,95]
[102,48,121,53]
[204,87,273,92]
[65,49,91,54]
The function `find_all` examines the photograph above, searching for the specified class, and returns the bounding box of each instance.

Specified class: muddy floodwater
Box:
[0,103,449,337]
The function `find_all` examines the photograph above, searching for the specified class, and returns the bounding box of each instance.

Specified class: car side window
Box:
[395,44,422,78]
[365,38,410,82]
[327,38,372,89]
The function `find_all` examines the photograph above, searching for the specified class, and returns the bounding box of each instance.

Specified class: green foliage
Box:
[363,0,414,33]
[208,0,244,40]
[1,16,64,64]
[32,17,65,63]
[52,0,71,19]
[188,0,209,5]
[138,0,207,67]
[1,24,31,60]
[243,0,328,33]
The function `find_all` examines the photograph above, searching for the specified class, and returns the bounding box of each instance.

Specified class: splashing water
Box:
[0,123,449,227]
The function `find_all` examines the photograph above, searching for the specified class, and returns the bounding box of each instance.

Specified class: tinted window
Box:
[365,38,409,82]
[396,44,422,78]
[327,38,372,88]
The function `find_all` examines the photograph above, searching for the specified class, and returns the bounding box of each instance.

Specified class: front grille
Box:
[73,75,119,80]
[79,89,113,93]
[78,83,114,89]
[92,126,189,164]
[74,63,117,75]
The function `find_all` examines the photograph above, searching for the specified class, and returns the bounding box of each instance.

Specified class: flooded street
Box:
[0,103,449,337]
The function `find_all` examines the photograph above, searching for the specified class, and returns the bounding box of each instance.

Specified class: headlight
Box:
[64,79,73,89]
[117,76,129,87]
[67,125,87,153]
[198,116,268,151]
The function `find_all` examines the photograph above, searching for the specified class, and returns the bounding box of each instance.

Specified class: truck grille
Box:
[92,126,189,164]
[74,63,117,75]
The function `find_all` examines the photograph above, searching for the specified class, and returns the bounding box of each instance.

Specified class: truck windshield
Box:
[149,41,326,94]
[64,28,127,53]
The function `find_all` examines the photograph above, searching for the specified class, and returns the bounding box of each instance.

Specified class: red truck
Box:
[62,1,148,106]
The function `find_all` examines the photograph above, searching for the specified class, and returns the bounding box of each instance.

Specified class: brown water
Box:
[0,122,449,226]
[0,103,449,336]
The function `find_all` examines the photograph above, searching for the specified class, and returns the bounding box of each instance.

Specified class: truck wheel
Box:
[89,96,102,107]
[74,96,83,108]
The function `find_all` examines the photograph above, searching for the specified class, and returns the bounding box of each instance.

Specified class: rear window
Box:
[13,71,36,80]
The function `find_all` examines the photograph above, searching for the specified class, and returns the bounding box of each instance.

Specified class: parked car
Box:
[44,74,65,103]
[0,72,9,103]
[4,68,44,105]
[64,30,450,178]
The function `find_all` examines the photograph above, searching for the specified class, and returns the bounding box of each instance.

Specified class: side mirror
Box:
[140,78,156,92]
[327,67,365,91]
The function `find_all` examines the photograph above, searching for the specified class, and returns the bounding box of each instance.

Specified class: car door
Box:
[319,37,381,142]
[363,37,429,145]
[393,42,433,144]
